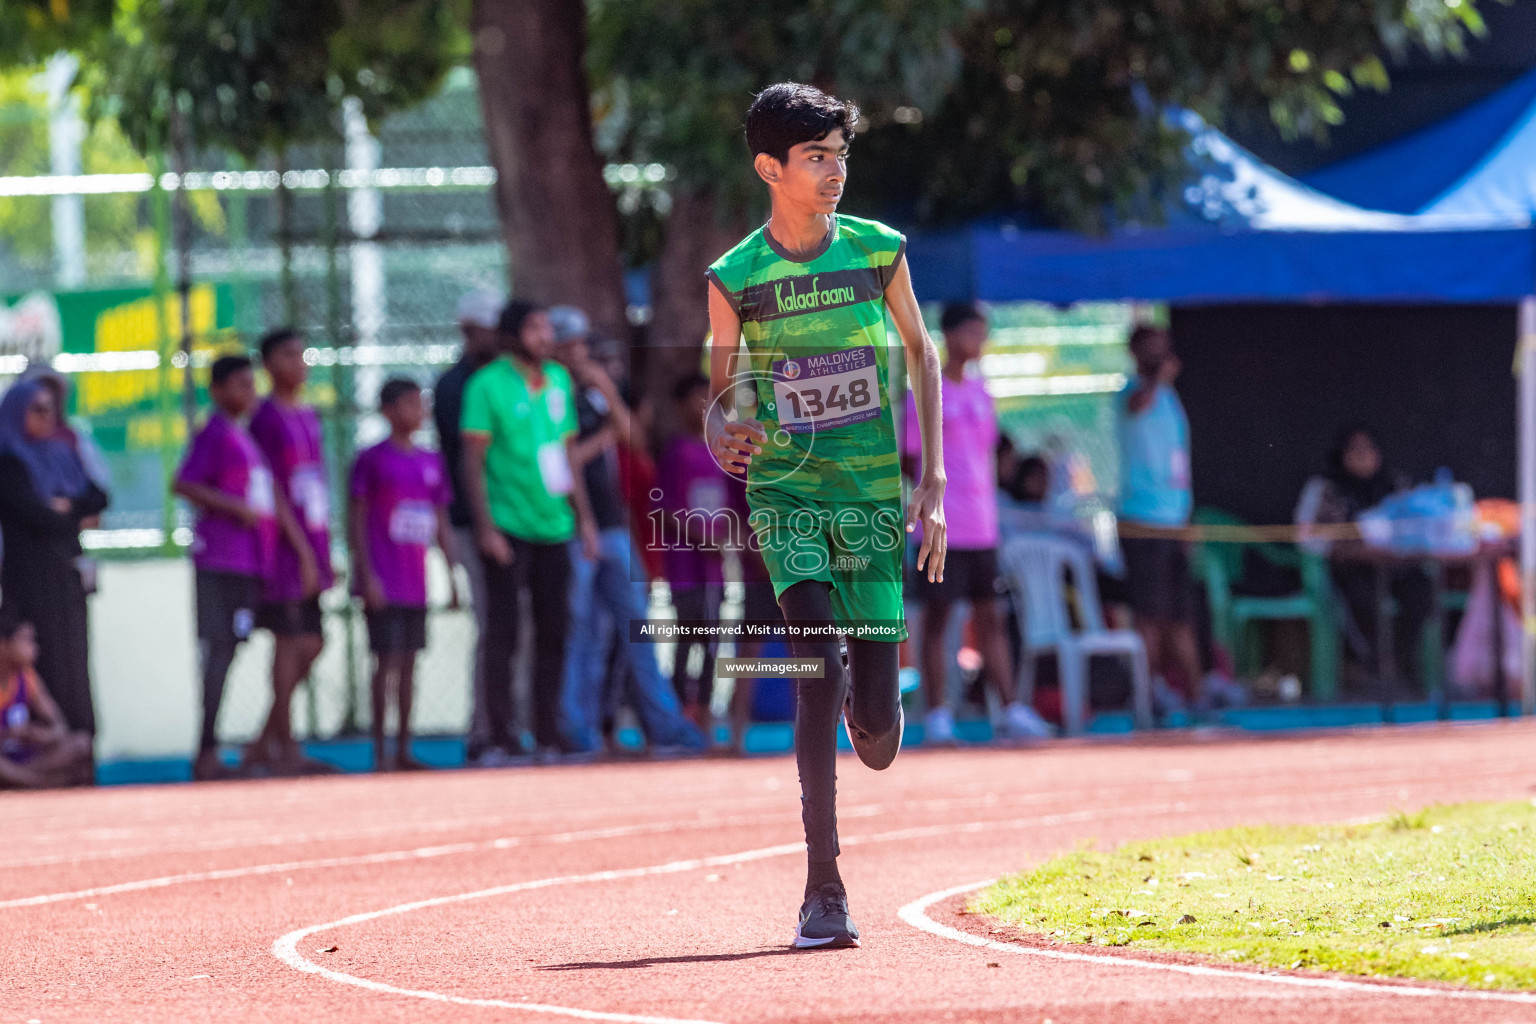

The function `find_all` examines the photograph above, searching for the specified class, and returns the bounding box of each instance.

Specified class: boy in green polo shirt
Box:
[462,300,599,762]
[706,83,949,949]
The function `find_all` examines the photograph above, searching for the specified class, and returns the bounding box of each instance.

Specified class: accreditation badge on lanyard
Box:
[282,408,329,529]
[291,465,330,530]
[246,465,276,515]
[537,441,574,496]
[388,499,437,546]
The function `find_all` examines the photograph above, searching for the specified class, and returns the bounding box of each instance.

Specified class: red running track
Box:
[8,722,1536,1023]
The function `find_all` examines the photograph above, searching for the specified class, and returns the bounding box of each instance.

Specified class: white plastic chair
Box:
[999,534,1153,736]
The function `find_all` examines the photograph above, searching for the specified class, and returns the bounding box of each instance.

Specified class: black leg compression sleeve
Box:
[779,581,904,868]
[780,581,845,864]
[845,638,900,739]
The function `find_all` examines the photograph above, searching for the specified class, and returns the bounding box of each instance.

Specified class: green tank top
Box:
[706,214,906,502]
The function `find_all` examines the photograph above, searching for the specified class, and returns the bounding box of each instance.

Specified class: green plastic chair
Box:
[1190,508,1340,701]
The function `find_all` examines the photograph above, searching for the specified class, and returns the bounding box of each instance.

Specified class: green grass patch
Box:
[971,800,1536,989]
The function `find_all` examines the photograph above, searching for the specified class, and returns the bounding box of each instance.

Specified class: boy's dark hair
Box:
[258,327,302,362]
[940,302,986,333]
[1128,323,1168,354]
[498,299,544,350]
[379,377,421,409]
[672,372,710,403]
[1003,454,1050,503]
[210,354,253,386]
[0,606,27,643]
[746,83,860,165]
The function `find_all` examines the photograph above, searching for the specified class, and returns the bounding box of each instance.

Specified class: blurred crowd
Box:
[0,291,1479,788]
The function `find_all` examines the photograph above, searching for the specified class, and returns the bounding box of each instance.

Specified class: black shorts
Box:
[1120,535,1196,624]
[256,595,324,637]
[195,570,263,646]
[366,606,428,654]
[908,547,1001,605]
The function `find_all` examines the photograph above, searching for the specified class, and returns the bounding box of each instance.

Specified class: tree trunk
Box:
[472,0,628,341]
[645,186,748,448]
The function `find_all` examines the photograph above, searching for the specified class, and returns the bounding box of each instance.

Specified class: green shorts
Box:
[747,485,908,643]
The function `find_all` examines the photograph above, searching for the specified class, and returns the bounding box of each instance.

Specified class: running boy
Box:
[0,611,95,789]
[349,378,458,771]
[705,83,947,949]
[249,328,335,774]
[173,354,276,781]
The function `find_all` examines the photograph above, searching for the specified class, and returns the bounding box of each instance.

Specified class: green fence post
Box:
[323,143,361,737]
[149,143,178,553]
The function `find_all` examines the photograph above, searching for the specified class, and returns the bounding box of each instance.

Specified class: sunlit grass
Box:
[971,800,1536,989]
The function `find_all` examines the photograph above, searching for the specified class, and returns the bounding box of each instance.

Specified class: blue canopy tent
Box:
[903,104,1536,706]
[1302,66,1536,216]
[903,107,1536,305]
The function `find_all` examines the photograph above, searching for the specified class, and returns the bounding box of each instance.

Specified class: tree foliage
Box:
[591,0,1494,233]
[0,0,116,68]
[857,0,1494,230]
[86,0,467,160]
[588,0,979,220]
[0,69,157,270]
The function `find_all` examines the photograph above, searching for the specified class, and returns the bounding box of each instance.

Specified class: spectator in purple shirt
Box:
[902,303,1052,743]
[349,379,458,772]
[658,374,733,732]
[248,328,335,775]
[173,355,277,781]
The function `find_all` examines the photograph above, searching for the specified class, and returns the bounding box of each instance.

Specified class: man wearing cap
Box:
[434,289,506,762]
[547,306,706,754]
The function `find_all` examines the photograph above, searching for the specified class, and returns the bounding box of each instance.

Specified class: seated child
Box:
[0,611,94,788]
[349,378,457,771]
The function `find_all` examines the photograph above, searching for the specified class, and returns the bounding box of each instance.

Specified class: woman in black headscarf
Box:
[1295,424,1431,689]
[0,378,109,738]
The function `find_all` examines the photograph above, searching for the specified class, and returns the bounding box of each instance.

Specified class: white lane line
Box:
[898,881,1536,1005]
[256,806,1329,1024]
[0,814,796,910]
[6,753,1520,870]
[272,842,803,1024]
[0,778,1453,911]
[266,813,1137,1024]
[0,842,483,910]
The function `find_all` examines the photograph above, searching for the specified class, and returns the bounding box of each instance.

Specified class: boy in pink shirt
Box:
[248,328,335,774]
[349,379,458,771]
[173,354,278,780]
[902,303,1051,743]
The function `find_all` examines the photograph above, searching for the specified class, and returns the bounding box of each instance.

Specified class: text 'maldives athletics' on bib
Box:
[706,215,906,503]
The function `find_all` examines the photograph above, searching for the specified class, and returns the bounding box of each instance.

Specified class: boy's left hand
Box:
[907,474,948,583]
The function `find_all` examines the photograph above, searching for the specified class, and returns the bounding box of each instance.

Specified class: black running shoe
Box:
[794,882,861,949]
[844,689,903,771]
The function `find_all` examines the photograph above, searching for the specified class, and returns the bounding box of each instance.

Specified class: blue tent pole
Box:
[1521,296,1536,715]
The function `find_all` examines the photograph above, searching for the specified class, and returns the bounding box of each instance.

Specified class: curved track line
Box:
[272,794,1536,1023]
[272,842,803,1024]
[266,813,1126,1024]
[259,806,1331,1024]
[898,881,1536,1006]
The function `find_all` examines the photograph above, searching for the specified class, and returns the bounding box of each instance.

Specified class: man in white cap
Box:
[435,289,507,763]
